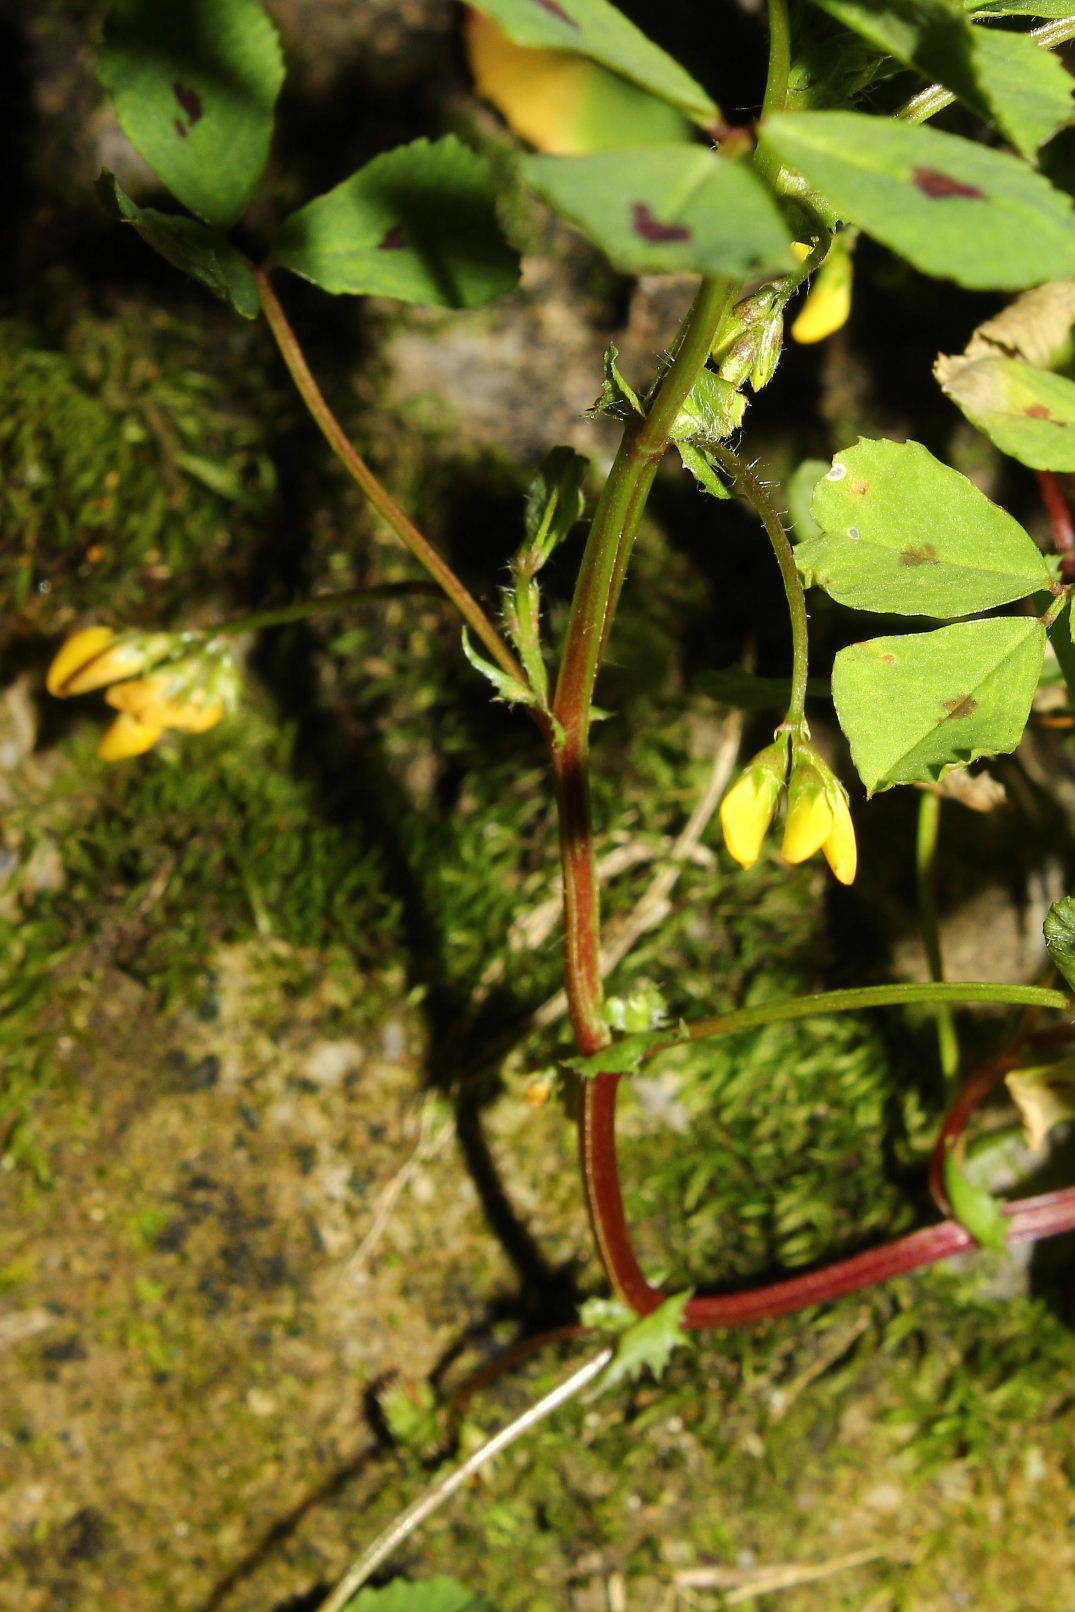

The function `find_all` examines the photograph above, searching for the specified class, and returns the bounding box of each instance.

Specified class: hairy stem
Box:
[548,277,740,1304]
[254,267,526,686]
[708,442,811,727]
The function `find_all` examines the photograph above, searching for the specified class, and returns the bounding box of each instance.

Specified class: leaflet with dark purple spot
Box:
[631,203,691,244]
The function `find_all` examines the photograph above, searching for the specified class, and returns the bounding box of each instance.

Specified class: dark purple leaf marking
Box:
[378,224,407,251]
[899,543,939,566]
[942,694,978,720]
[173,81,204,126]
[534,0,579,24]
[632,203,691,244]
[174,118,187,140]
[912,167,984,201]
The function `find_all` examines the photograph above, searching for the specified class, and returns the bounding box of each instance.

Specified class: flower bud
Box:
[711,286,781,365]
[47,627,174,697]
[781,760,834,864]
[98,711,166,761]
[720,739,789,870]
[717,328,762,389]
[749,314,783,391]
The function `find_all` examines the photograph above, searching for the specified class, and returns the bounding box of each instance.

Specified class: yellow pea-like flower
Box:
[98,711,166,761]
[822,785,858,886]
[781,761,834,864]
[105,667,226,734]
[47,627,174,697]
[720,740,789,870]
[791,245,853,345]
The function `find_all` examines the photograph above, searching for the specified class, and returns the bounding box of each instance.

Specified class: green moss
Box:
[0,299,276,627]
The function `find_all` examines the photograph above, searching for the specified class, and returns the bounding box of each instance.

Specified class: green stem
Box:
[214,580,439,637]
[684,981,1071,1047]
[708,441,811,726]
[254,267,526,688]
[897,16,1075,123]
[762,0,792,118]
[916,792,960,1083]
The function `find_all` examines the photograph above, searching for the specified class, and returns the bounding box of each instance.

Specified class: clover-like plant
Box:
[55,0,1075,1344]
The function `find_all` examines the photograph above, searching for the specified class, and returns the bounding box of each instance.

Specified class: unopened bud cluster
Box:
[711,286,784,394]
[719,734,857,885]
[47,626,239,760]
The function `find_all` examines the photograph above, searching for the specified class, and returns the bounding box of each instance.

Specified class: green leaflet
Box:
[466,0,718,126]
[832,617,1046,793]
[523,447,588,564]
[273,137,520,309]
[811,0,1074,157]
[99,0,284,228]
[799,439,1050,614]
[1044,896,1075,992]
[342,1578,496,1612]
[761,111,1075,289]
[968,0,1075,16]
[96,172,260,318]
[590,1291,693,1396]
[944,1144,1008,1253]
[934,354,1075,471]
[969,25,1075,158]
[522,147,796,278]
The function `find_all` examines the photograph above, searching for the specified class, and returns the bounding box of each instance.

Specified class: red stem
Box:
[582,1067,1075,1328]
[1038,470,1075,584]
[928,1024,1074,1213]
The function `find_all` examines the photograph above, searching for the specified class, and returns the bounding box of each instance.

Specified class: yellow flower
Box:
[720,740,789,870]
[781,753,858,884]
[105,668,225,734]
[791,244,854,345]
[47,627,174,697]
[98,711,166,761]
[821,785,858,885]
[781,761,834,864]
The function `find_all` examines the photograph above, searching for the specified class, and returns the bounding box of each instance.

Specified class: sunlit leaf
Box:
[761,111,1075,289]
[593,1290,693,1395]
[798,438,1051,614]
[832,617,1046,793]
[936,353,1075,470]
[811,0,1074,157]
[465,11,690,152]
[466,0,718,126]
[343,1577,496,1612]
[522,147,796,277]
